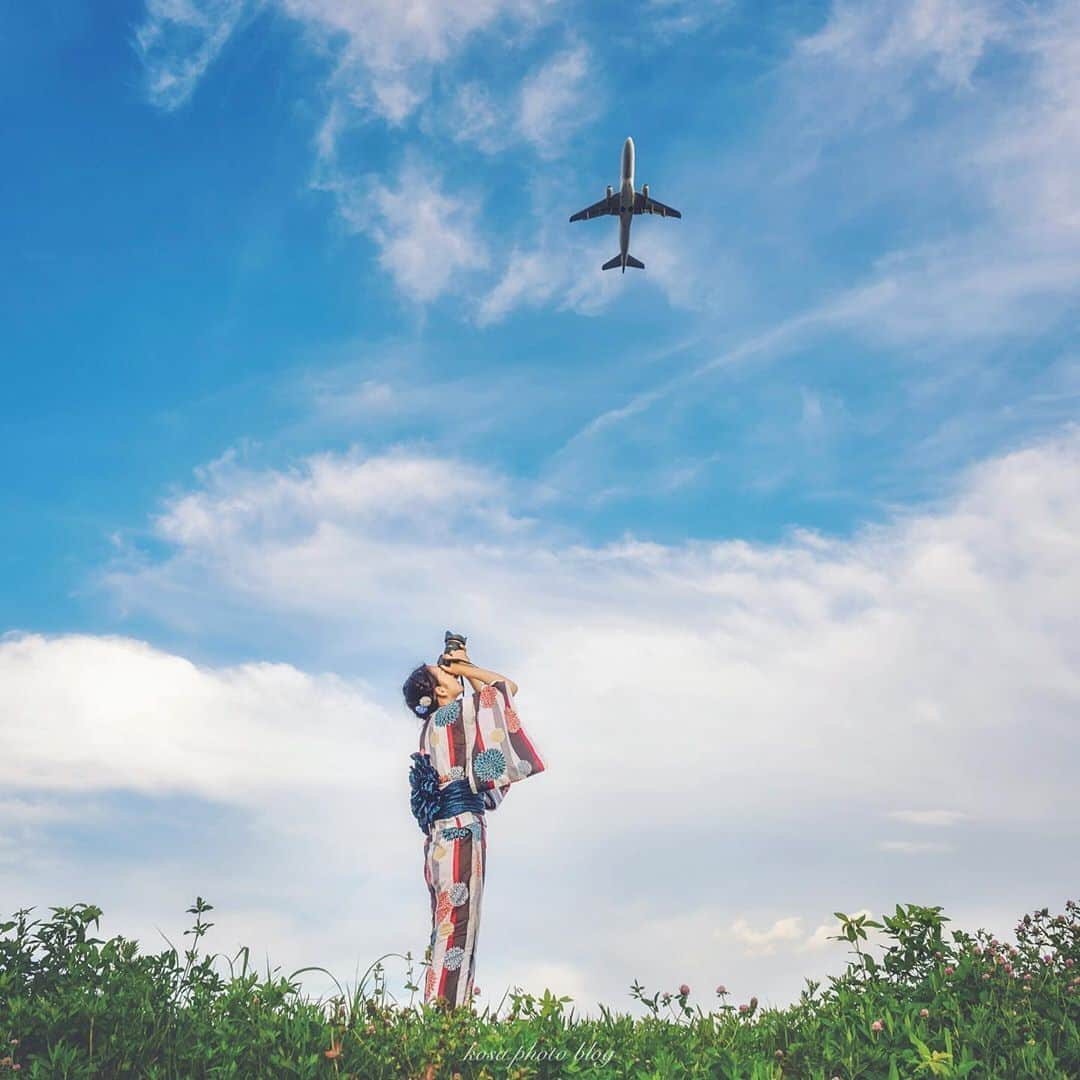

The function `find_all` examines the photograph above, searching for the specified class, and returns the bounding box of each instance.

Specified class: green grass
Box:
[1,896,1077,1078]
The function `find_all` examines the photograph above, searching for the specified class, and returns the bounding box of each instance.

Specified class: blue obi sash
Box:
[408,752,486,834]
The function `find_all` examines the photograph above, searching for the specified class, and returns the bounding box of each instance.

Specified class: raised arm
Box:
[440,658,518,696]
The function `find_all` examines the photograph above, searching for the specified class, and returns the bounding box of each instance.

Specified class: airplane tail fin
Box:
[601,253,645,271]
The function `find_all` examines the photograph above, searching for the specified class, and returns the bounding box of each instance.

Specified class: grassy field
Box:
[1,896,1077,1078]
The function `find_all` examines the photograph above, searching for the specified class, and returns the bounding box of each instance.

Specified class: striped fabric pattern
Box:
[417,680,546,1007]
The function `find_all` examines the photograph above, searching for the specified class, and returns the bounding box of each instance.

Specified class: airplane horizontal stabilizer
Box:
[625,254,644,269]
[601,254,623,271]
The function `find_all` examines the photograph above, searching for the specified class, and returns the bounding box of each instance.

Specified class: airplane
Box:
[569,136,681,273]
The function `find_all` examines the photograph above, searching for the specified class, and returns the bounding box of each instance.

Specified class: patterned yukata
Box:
[417,679,546,1007]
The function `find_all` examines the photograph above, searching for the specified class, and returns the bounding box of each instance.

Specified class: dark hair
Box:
[402,663,438,720]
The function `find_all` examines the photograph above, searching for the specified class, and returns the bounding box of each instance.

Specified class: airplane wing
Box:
[569,194,617,222]
[633,191,682,218]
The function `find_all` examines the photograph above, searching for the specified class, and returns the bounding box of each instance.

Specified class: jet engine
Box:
[642,184,649,200]
[606,185,614,199]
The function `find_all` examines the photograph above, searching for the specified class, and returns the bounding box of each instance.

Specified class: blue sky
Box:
[2,0,1079,1018]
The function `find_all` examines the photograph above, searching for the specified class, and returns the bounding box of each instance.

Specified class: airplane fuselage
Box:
[618,137,635,265]
[568,134,679,272]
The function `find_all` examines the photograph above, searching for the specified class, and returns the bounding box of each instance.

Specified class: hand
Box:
[438,646,472,674]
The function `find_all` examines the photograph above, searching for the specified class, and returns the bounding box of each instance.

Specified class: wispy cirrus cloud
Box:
[643,0,734,38]
[133,0,252,110]
[780,0,1080,325]
[315,159,490,303]
[476,201,731,326]
[795,0,1008,111]
[134,0,555,123]
[436,43,598,158]
[278,0,554,125]
[517,44,596,154]
[537,0,1080,485]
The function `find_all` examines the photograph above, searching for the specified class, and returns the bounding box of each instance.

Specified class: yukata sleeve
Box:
[481,782,512,812]
[466,679,547,797]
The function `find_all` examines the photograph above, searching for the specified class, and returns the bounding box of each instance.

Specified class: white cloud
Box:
[643,0,733,37]
[879,840,954,854]
[103,425,1080,834]
[133,0,250,110]
[476,246,562,326]
[440,44,598,159]
[11,427,1080,1015]
[795,0,1008,130]
[0,630,455,1010]
[729,916,805,957]
[477,210,722,326]
[799,920,845,953]
[0,632,399,804]
[517,45,595,154]
[443,81,510,154]
[550,0,1080,450]
[150,442,524,550]
[786,0,1080,342]
[134,0,555,123]
[888,809,971,826]
[317,160,489,303]
[278,0,553,125]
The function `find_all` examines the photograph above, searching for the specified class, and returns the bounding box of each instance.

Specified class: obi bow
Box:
[408,752,442,834]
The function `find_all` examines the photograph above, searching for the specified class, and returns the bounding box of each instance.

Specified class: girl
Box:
[401,644,546,1008]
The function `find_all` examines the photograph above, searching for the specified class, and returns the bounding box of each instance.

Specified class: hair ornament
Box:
[415,704,429,716]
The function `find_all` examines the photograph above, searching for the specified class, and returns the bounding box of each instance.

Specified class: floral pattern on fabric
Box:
[504,703,521,733]
[435,890,452,924]
[440,826,472,842]
[463,681,545,796]
[432,700,461,728]
[473,747,507,782]
[417,680,545,1009]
